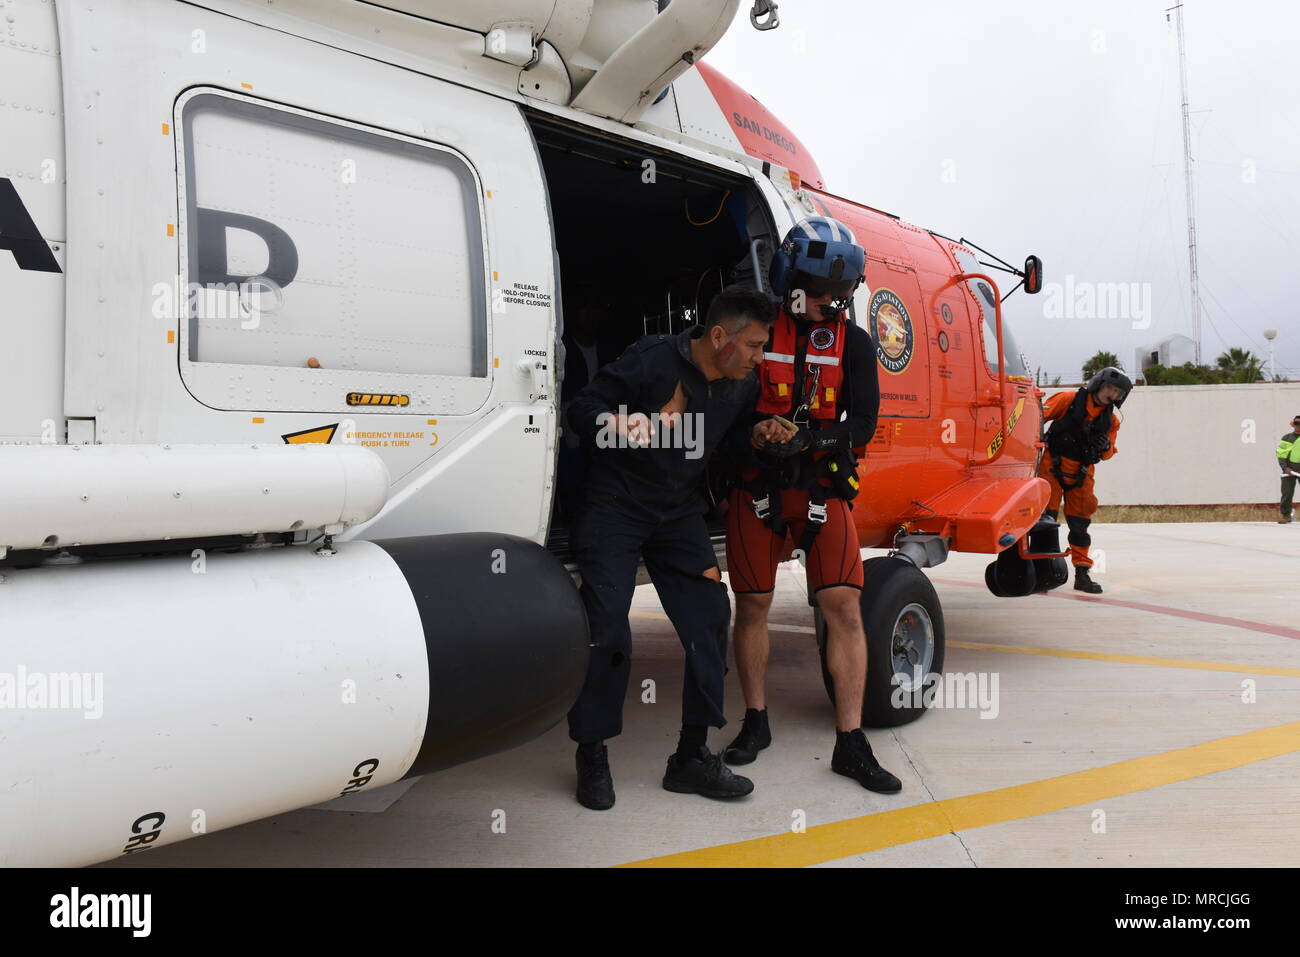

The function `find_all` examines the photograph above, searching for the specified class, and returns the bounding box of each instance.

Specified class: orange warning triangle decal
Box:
[281,424,338,445]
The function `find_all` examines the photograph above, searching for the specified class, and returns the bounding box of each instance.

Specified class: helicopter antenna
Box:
[1166,2,1201,365]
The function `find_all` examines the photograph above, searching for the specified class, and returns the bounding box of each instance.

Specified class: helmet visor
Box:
[792,273,857,301]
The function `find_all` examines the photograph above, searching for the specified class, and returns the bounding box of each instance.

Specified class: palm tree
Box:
[1082,351,1122,381]
[1215,348,1264,383]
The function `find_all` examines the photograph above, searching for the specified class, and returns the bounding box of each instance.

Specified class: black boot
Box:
[1074,566,1103,594]
[663,746,754,799]
[831,729,902,794]
[723,708,772,766]
[575,742,614,810]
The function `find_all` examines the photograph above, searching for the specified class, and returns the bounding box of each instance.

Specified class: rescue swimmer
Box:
[563,286,783,810]
[1038,367,1131,593]
[721,217,902,795]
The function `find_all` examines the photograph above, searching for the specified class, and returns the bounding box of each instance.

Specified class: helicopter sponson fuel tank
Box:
[0,447,588,867]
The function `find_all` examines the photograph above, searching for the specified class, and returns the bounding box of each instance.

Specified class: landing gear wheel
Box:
[1029,517,1070,592]
[984,544,1037,597]
[817,556,946,728]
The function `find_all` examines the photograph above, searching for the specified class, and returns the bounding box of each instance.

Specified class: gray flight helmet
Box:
[1085,366,1133,407]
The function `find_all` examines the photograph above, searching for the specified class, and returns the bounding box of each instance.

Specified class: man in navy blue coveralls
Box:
[565,286,783,810]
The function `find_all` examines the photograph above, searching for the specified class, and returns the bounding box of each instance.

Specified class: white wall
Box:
[1057,383,1300,506]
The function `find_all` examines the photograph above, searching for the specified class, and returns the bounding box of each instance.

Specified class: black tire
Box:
[985,545,1038,598]
[817,556,946,728]
[1028,518,1070,592]
[1033,556,1069,592]
[984,559,1008,597]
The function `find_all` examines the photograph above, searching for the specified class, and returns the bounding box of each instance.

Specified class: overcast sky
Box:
[704,0,1300,381]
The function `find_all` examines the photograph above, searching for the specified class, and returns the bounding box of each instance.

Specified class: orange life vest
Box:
[755,309,846,421]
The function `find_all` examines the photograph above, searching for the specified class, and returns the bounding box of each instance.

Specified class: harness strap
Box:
[1050,454,1090,492]
[796,483,830,557]
[743,474,787,538]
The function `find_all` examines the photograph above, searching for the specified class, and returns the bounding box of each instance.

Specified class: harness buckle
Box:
[790,361,821,428]
[807,501,828,525]
[751,494,772,521]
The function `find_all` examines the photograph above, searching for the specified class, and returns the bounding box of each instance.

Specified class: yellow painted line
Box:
[947,640,1300,678]
[630,612,1299,677]
[619,720,1300,868]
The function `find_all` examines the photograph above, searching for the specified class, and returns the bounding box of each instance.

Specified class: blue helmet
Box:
[769,216,866,316]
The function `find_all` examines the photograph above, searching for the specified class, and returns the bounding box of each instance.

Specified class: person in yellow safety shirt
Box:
[1037,367,1130,593]
[1276,415,1300,524]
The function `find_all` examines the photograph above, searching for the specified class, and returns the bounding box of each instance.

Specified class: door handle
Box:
[517,357,548,401]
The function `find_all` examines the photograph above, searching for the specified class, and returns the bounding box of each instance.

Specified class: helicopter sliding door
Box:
[56,0,560,542]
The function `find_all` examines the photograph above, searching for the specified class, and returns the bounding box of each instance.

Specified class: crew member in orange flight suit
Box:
[1037,367,1131,593]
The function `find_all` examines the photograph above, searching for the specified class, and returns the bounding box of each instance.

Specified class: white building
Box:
[1135,334,1199,378]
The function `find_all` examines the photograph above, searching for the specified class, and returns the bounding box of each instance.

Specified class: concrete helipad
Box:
[101,522,1300,868]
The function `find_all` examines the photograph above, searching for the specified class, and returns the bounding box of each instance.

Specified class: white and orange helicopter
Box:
[0,0,1058,866]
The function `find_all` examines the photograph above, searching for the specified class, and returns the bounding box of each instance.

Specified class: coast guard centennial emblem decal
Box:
[871,289,914,375]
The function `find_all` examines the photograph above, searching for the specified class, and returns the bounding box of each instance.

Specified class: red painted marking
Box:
[932,577,1300,641]
[695,61,824,189]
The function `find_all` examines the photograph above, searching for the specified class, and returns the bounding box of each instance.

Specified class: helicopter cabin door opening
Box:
[528,115,779,551]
